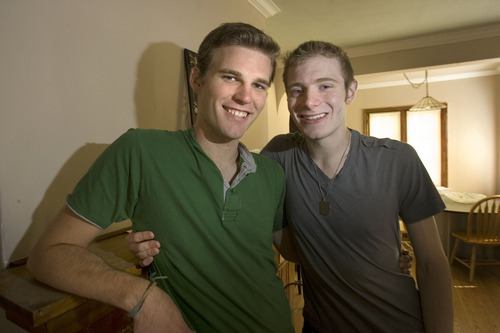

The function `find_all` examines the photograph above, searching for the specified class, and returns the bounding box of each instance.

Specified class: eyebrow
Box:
[314,77,338,84]
[288,77,338,88]
[219,68,271,87]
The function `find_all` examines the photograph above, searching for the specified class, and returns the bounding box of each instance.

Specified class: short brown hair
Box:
[283,41,354,92]
[196,22,280,83]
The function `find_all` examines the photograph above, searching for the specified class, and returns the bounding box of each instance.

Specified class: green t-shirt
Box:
[67,128,293,333]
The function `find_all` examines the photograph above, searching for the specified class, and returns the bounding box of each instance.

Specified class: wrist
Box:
[120,277,151,314]
[129,280,157,317]
[124,273,169,315]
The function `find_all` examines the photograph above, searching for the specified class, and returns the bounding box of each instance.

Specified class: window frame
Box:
[363,105,448,187]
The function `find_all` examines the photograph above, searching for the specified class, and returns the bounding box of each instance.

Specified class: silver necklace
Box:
[313,131,351,216]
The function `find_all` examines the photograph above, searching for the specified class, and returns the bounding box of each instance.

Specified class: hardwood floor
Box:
[451,264,500,332]
[283,262,500,332]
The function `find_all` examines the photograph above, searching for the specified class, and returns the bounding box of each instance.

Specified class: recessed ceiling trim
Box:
[347,23,500,58]
[246,0,281,18]
[357,68,500,90]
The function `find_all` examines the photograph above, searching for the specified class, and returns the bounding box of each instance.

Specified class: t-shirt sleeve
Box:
[272,177,287,233]
[67,129,141,228]
[397,143,445,223]
[260,136,292,232]
[260,134,291,166]
[255,155,287,233]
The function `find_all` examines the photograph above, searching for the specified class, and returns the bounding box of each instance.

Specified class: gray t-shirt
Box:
[262,129,445,333]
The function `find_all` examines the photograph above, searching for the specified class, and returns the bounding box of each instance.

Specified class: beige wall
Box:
[272,69,499,197]
[0,0,267,269]
[347,75,499,196]
[497,75,500,193]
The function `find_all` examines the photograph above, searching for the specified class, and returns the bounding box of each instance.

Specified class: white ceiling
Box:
[252,0,500,86]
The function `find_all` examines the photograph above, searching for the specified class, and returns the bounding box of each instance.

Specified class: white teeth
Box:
[226,108,248,119]
[303,113,326,120]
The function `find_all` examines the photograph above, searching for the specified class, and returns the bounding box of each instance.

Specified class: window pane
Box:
[369,112,401,140]
[406,110,441,185]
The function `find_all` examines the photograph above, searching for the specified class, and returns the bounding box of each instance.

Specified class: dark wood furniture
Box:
[0,231,141,332]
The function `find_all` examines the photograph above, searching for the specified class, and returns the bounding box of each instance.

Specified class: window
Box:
[363,105,447,187]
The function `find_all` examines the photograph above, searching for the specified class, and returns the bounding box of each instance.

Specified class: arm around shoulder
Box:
[273,227,300,264]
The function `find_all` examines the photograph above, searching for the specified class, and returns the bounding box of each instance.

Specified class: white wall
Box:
[0,0,267,269]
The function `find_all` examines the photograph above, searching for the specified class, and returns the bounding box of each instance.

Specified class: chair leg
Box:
[481,246,489,259]
[469,245,477,282]
[449,238,459,266]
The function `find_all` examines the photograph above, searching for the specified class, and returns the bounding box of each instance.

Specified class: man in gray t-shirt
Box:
[259,41,453,333]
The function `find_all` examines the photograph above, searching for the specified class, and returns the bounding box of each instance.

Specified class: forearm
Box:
[28,210,192,331]
[405,217,454,332]
[416,256,454,333]
[28,243,191,332]
[27,242,148,313]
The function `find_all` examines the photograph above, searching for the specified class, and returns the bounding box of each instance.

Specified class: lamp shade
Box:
[409,95,446,111]
[406,70,445,111]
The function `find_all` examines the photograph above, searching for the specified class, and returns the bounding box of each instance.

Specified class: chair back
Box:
[466,195,500,243]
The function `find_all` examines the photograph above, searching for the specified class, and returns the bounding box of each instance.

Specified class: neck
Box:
[307,128,351,179]
[194,125,240,183]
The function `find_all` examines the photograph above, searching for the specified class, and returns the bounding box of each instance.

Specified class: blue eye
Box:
[253,83,264,90]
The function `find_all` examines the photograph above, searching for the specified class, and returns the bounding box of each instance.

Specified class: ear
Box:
[345,79,358,104]
[189,67,202,94]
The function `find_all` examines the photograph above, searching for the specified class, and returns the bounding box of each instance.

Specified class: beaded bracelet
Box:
[128,273,168,318]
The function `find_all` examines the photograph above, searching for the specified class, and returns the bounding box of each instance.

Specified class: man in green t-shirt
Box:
[27,22,297,333]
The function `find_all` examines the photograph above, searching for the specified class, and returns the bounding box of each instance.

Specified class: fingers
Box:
[400,250,413,262]
[130,240,160,267]
[399,262,412,274]
[126,232,160,253]
[140,256,154,267]
[399,250,413,275]
[129,240,161,258]
[125,230,155,244]
[125,231,161,267]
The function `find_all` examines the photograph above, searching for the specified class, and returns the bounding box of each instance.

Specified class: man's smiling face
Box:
[286,55,356,142]
[192,45,272,143]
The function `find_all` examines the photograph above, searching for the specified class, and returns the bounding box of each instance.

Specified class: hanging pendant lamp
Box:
[405,71,445,111]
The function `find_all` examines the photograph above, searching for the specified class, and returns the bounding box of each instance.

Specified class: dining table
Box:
[434,191,486,259]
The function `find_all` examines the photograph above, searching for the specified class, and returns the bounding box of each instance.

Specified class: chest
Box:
[284,148,401,236]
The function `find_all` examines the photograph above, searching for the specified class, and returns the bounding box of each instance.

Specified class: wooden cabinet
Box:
[0,232,141,332]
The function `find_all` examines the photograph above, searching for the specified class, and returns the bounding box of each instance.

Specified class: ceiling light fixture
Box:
[404,70,446,111]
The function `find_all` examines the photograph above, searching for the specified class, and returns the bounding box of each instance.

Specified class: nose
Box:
[303,90,321,109]
[233,84,252,104]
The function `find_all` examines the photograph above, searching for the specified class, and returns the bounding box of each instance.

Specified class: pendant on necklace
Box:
[320,200,330,216]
